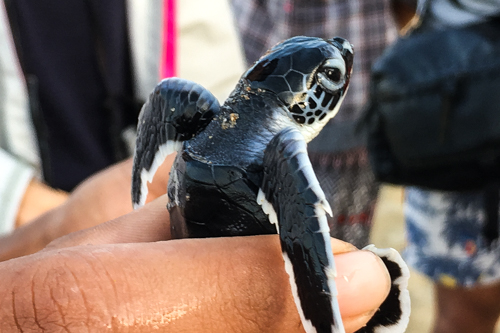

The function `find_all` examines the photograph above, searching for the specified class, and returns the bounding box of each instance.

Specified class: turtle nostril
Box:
[332,37,347,44]
[328,37,346,50]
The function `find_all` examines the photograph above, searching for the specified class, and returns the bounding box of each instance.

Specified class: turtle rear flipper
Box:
[258,127,344,333]
[357,245,411,333]
[132,78,220,208]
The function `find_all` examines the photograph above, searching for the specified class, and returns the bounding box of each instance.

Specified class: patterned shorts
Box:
[404,187,500,288]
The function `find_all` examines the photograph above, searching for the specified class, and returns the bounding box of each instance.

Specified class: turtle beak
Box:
[327,37,354,91]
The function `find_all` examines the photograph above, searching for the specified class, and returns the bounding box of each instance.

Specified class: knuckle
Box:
[29,251,118,331]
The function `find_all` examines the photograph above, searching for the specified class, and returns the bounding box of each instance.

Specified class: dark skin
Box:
[0,155,173,262]
[0,194,391,332]
[390,0,418,33]
[433,283,500,333]
[0,151,392,331]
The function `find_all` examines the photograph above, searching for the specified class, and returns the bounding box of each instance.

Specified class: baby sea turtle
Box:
[132,36,410,333]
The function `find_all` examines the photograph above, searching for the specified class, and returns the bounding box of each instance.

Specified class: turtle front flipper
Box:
[132,78,220,208]
[257,127,344,333]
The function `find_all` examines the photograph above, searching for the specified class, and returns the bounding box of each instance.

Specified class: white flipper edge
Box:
[363,245,411,333]
[134,140,182,209]
[257,189,279,234]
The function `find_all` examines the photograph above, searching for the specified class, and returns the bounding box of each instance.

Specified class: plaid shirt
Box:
[231,0,398,153]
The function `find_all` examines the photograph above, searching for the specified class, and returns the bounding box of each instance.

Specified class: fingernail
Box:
[334,250,391,317]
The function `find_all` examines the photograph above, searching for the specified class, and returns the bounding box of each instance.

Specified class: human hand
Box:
[15,178,68,227]
[0,155,174,261]
[49,155,172,237]
[0,196,391,333]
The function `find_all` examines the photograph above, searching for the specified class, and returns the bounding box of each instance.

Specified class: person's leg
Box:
[433,282,500,333]
[404,188,500,333]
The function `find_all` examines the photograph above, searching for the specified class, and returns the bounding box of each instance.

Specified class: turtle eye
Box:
[316,58,346,92]
[325,68,341,83]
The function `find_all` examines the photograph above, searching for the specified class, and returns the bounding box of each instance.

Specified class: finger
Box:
[330,237,358,254]
[44,195,171,251]
[3,235,390,333]
[336,250,391,332]
[47,199,355,253]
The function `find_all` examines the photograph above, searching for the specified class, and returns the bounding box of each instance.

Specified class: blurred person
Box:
[401,1,500,332]
[0,0,244,237]
[230,0,416,248]
[0,0,163,232]
[0,155,172,261]
[0,194,393,333]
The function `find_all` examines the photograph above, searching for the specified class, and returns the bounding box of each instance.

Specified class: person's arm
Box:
[0,155,173,261]
[390,0,419,33]
[16,178,68,226]
[0,196,391,333]
[0,150,69,231]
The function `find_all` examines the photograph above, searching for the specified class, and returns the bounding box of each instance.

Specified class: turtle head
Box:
[243,36,353,141]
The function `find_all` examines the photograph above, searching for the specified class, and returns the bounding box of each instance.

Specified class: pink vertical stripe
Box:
[161,0,176,78]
